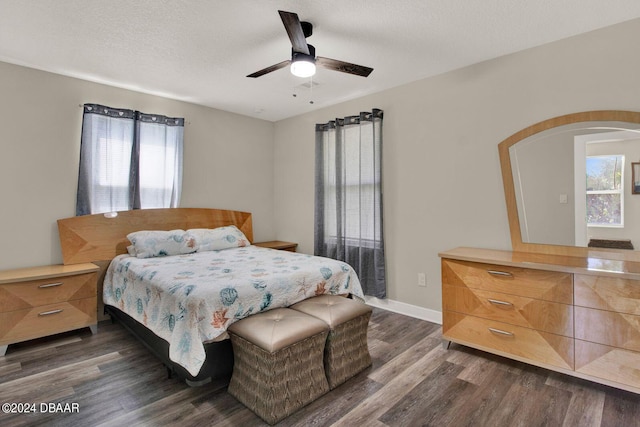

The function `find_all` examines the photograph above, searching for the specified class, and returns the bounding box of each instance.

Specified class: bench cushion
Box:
[290,294,372,328]
[227,307,328,353]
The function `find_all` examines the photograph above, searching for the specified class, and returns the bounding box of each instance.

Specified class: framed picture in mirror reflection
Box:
[633,162,640,194]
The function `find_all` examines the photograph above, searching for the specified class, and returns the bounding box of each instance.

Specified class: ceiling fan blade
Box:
[316,57,374,77]
[246,60,291,78]
[278,10,310,55]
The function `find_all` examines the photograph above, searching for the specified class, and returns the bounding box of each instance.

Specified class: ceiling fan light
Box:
[290,59,316,78]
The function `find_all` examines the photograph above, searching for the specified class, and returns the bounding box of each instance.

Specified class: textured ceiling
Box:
[2,1,640,121]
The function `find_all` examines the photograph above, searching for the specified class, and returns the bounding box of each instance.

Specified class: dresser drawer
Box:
[442,259,572,304]
[575,306,640,352]
[575,274,640,315]
[443,284,573,337]
[0,297,97,345]
[0,272,96,312]
[576,339,640,389]
[443,311,574,369]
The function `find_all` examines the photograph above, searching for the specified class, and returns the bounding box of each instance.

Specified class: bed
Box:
[57,208,364,385]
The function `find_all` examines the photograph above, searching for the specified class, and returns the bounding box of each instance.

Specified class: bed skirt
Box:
[104,305,234,386]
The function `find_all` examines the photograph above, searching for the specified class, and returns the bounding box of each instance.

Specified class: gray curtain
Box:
[76,104,184,216]
[314,108,386,298]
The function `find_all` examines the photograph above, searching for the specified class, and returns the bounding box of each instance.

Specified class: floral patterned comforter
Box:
[103,245,364,376]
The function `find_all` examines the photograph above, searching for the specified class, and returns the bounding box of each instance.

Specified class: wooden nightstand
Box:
[254,241,298,252]
[0,263,99,356]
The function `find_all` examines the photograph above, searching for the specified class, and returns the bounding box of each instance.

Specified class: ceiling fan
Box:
[247,10,374,79]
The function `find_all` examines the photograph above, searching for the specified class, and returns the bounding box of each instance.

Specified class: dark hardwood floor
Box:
[1,308,640,427]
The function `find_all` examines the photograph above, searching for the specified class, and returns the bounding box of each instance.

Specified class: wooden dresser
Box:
[0,263,99,355]
[440,247,640,394]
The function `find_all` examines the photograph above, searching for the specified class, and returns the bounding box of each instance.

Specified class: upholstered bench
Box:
[291,295,372,389]
[227,308,330,425]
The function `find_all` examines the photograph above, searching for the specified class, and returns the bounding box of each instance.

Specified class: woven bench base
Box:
[325,311,372,389]
[291,295,373,390]
[227,331,329,425]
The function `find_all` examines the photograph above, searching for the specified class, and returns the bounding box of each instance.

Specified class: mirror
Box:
[498,111,640,261]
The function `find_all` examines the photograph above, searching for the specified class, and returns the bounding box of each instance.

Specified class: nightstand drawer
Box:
[575,274,640,315]
[443,311,574,370]
[442,259,572,304]
[0,272,97,312]
[443,284,573,337]
[0,297,97,345]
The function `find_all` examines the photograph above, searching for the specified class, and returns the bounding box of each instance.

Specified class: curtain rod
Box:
[77,104,191,125]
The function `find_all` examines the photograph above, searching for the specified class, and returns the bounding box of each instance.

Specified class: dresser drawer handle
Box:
[488,327,514,337]
[488,299,514,308]
[38,309,63,316]
[39,282,63,289]
[487,270,513,278]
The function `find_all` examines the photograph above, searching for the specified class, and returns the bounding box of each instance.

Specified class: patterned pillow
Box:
[127,229,197,258]
[187,225,250,252]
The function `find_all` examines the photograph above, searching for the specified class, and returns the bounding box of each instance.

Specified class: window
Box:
[323,125,381,245]
[76,104,184,216]
[586,155,624,227]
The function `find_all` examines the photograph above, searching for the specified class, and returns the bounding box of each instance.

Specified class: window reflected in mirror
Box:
[499,111,640,260]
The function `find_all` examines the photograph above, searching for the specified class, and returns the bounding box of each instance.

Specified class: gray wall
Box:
[0,62,275,270]
[272,18,640,313]
[510,131,576,246]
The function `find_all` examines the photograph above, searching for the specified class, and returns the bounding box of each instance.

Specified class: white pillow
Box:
[187,225,250,252]
[127,229,197,258]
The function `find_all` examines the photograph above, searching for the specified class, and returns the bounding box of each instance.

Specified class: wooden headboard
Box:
[57,208,253,265]
[58,208,252,321]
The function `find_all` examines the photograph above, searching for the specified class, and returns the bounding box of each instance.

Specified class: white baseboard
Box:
[364,296,442,325]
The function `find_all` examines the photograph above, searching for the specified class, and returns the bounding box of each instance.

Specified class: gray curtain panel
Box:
[314,109,386,298]
[76,104,184,216]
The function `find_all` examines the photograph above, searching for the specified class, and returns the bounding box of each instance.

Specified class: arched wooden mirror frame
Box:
[498,110,640,262]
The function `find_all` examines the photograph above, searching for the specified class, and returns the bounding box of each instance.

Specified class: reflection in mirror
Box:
[510,122,640,248]
[498,111,640,260]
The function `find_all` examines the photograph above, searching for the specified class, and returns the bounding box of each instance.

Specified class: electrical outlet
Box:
[418,273,426,287]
